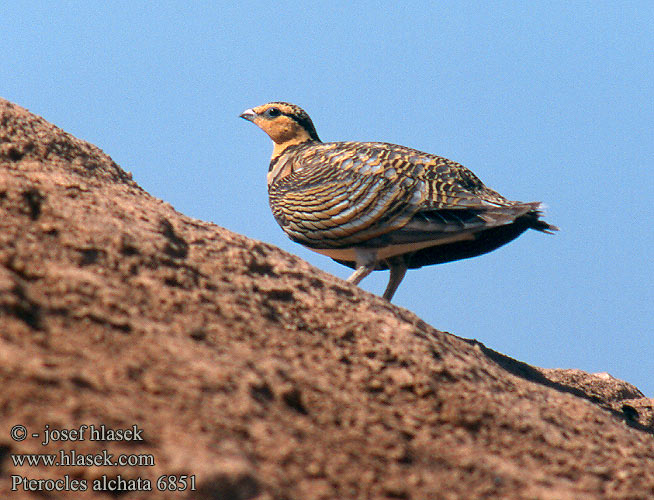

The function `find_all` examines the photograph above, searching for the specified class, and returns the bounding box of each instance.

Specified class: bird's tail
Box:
[522,202,559,234]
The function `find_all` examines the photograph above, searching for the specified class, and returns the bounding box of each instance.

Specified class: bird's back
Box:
[268,140,551,260]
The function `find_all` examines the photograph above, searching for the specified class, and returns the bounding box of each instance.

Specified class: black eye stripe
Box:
[267,108,297,122]
[266,107,281,117]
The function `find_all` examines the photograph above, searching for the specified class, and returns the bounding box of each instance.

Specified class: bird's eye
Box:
[266,107,281,118]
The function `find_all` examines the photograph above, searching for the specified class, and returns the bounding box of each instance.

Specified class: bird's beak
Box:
[239,108,257,122]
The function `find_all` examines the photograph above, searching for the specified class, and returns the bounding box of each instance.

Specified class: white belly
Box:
[310,232,475,262]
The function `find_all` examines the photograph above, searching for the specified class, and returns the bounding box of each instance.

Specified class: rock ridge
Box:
[0,98,652,500]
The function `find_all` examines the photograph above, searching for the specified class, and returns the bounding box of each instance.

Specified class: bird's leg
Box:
[347,248,378,285]
[383,257,408,301]
[347,266,373,285]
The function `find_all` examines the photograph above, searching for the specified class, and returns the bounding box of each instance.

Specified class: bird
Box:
[240,102,557,301]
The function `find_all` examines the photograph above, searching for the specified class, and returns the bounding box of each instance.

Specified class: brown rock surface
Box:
[0,98,652,499]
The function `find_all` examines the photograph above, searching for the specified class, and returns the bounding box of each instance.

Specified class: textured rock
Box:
[0,98,652,499]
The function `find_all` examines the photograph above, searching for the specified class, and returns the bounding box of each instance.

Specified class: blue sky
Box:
[3,2,652,395]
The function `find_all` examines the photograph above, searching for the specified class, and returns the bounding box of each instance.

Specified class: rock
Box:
[1,98,653,499]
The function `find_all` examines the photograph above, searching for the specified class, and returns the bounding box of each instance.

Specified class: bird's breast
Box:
[267,155,295,187]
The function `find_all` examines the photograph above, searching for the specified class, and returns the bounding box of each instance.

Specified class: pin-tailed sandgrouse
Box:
[241,102,557,301]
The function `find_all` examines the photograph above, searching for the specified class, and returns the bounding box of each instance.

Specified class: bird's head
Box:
[240,102,321,155]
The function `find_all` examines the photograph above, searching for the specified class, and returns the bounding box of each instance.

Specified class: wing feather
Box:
[269,141,539,249]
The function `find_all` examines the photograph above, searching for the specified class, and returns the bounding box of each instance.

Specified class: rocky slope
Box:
[0,98,652,499]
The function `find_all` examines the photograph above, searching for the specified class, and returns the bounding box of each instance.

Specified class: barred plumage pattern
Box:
[241,102,557,301]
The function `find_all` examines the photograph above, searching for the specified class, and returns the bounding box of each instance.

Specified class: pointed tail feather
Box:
[522,202,558,234]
